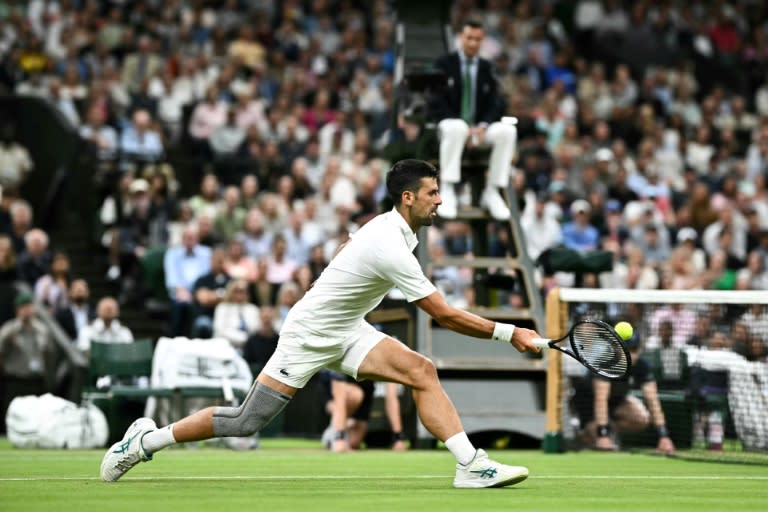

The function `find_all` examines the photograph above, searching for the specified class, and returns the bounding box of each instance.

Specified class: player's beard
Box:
[416,207,434,227]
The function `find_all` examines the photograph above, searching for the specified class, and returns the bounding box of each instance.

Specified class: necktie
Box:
[461,59,473,123]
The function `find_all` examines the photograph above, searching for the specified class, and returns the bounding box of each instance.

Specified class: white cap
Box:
[595,148,614,162]
[129,178,149,193]
[677,227,697,243]
[571,199,592,214]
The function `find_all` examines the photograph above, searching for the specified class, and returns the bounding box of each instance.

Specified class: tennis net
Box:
[541,288,768,465]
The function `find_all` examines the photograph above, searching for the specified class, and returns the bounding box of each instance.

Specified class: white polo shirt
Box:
[280,208,436,341]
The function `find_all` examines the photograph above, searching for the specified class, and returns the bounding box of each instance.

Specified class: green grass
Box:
[1,438,767,512]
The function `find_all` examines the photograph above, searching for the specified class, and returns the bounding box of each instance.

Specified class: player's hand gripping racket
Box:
[533,320,632,380]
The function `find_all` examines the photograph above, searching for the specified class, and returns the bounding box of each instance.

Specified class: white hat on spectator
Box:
[571,199,591,215]
[595,148,614,162]
[677,227,698,244]
[129,178,150,194]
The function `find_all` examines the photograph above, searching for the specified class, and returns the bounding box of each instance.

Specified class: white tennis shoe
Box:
[453,449,529,488]
[100,417,156,482]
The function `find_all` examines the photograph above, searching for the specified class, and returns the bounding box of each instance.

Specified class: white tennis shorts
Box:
[262,321,387,388]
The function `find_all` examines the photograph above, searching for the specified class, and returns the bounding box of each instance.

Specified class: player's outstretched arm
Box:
[415,291,541,353]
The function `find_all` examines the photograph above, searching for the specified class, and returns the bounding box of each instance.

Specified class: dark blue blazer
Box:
[429,51,504,125]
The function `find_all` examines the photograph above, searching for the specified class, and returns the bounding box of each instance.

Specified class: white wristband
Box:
[492,322,515,344]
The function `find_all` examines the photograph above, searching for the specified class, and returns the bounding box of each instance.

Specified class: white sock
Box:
[445,432,477,466]
[141,424,177,455]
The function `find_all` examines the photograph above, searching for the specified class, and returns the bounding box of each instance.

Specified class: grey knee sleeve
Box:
[212,382,291,437]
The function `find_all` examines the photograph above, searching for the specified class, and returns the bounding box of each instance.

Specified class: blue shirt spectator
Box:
[164,233,212,298]
[562,200,600,251]
[120,109,164,163]
[163,224,212,337]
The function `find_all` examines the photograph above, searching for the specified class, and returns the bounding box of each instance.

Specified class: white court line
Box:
[1,475,768,482]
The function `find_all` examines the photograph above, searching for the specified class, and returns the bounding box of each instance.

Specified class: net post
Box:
[543,287,567,453]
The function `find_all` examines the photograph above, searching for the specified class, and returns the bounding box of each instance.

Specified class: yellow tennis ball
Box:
[614,321,634,341]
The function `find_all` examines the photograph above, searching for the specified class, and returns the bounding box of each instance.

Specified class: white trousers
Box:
[437,118,516,188]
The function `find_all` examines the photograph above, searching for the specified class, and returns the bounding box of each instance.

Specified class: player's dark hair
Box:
[386,159,438,206]
[462,19,484,31]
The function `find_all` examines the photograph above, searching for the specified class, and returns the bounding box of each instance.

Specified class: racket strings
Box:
[572,323,629,378]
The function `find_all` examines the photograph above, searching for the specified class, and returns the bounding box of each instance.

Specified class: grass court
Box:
[1,438,766,512]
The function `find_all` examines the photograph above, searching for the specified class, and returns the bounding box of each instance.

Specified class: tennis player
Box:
[100,159,542,488]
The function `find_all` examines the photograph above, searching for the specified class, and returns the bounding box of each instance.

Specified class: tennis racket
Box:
[533,320,632,381]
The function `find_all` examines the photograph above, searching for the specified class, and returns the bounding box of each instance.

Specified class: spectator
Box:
[0,292,54,432]
[227,25,265,72]
[303,88,337,134]
[675,227,707,273]
[188,85,228,154]
[648,303,697,349]
[702,248,738,290]
[107,178,154,301]
[736,250,768,290]
[239,174,260,211]
[214,185,246,242]
[5,200,33,255]
[318,111,354,162]
[54,279,94,343]
[196,213,223,248]
[45,77,80,126]
[274,280,301,329]
[307,243,328,282]
[212,279,260,354]
[663,246,700,290]
[210,106,246,160]
[121,34,163,95]
[264,234,298,290]
[520,191,562,260]
[430,20,515,220]
[562,199,600,250]
[120,109,164,165]
[604,244,659,290]
[17,228,51,286]
[282,210,318,265]
[163,224,212,336]
[51,278,93,401]
[191,247,230,339]
[223,236,258,283]
[638,224,670,269]
[33,251,71,312]
[189,173,221,219]
[149,68,192,143]
[144,165,178,245]
[703,206,748,262]
[79,105,119,172]
[234,89,266,133]
[239,207,272,262]
[77,296,133,355]
[0,122,33,191]
[242,305,279,370]
[0,235,16,318]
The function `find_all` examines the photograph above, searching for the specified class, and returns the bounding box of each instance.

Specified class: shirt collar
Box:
[94,318,121,332]
[459,49,476,67]
[388,208,419,252]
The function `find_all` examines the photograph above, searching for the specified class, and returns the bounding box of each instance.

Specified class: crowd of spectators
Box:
[0,0,767,432]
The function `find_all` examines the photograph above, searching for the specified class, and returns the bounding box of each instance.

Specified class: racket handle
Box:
[532,338,551,349]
